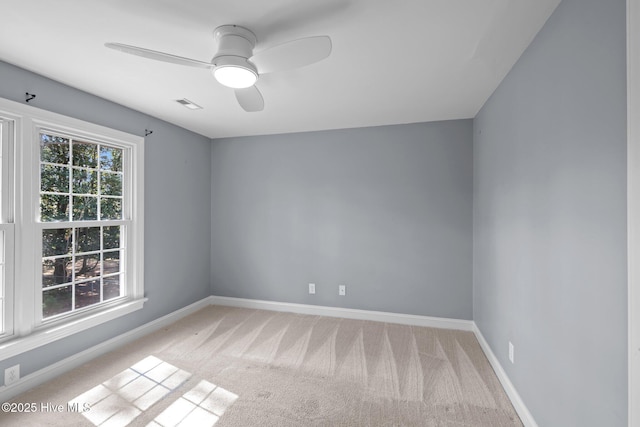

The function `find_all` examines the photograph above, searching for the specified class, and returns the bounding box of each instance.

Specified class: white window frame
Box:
[0,97,145,361]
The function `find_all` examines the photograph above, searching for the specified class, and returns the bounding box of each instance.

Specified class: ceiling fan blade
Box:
[104,43,213,69]
[249,36,331,74]
[235,86,264,112]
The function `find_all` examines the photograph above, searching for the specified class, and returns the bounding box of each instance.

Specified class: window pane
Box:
[100,146,122,172]
[72,168,97,194]
[43,286,72,318]
[75,227,100,253]
[41,194,70,222]
[103,226,121,249]
[42,257,72,287]
[40,134,69,164]
[100,197,122,220]
[100,172,122,196]
[75,280,100,309]
[75,254,101,280]
[104,274,121,300]
[72,141,98,168]
[41,165,69,193]
[103,251,120,275]
[43,228,72,257]
[72,196,97,221]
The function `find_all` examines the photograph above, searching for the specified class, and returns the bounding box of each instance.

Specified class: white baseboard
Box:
[473,324,539,427]
[210,296,474,331]
[0,296,214,403]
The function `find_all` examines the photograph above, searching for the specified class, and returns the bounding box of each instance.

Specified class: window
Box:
[39,132,126,320]
[0,97,145,359]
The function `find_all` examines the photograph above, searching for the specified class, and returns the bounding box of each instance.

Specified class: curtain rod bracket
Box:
[25,92,36,103]
[144,129,153,137]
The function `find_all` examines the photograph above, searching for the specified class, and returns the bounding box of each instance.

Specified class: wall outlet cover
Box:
[5,364,20,386]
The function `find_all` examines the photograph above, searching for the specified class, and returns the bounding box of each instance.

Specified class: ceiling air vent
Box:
[176,98,202,110]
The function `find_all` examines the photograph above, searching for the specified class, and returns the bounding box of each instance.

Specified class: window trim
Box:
[0,97,145,361]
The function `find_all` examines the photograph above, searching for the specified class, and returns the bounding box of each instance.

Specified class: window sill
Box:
[0,297,147,361]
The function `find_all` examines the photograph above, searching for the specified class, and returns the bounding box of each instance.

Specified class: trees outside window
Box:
[39,133,126,319]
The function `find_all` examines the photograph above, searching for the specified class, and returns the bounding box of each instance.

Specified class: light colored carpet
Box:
[1,306,522,426]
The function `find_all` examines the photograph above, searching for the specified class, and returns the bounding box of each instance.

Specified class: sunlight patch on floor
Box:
[69,355,191,426]
[150,379,238,427]
[68,355,239,426]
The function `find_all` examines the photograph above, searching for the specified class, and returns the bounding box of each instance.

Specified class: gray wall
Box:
[211,121,473,320]
[473,0,627,425]
[0,61,212,384]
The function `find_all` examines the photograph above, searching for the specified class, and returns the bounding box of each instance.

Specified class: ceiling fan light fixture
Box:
[214,66,257,89]
[212,55,258,89]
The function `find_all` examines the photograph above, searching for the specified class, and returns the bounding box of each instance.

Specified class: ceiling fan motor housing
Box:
[212,25,258,80]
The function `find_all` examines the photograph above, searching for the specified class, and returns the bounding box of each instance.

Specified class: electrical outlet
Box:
[508,341,515,364]
[5,364,19,386]
[339,285,346,296]
[308,283,316,294]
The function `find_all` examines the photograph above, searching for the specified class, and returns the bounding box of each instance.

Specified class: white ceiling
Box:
[0,0,560,139]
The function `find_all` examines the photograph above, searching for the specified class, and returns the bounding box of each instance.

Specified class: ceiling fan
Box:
[105,25,332,112]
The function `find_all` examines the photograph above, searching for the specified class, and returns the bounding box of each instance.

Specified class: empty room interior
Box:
[0,0,636,426]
